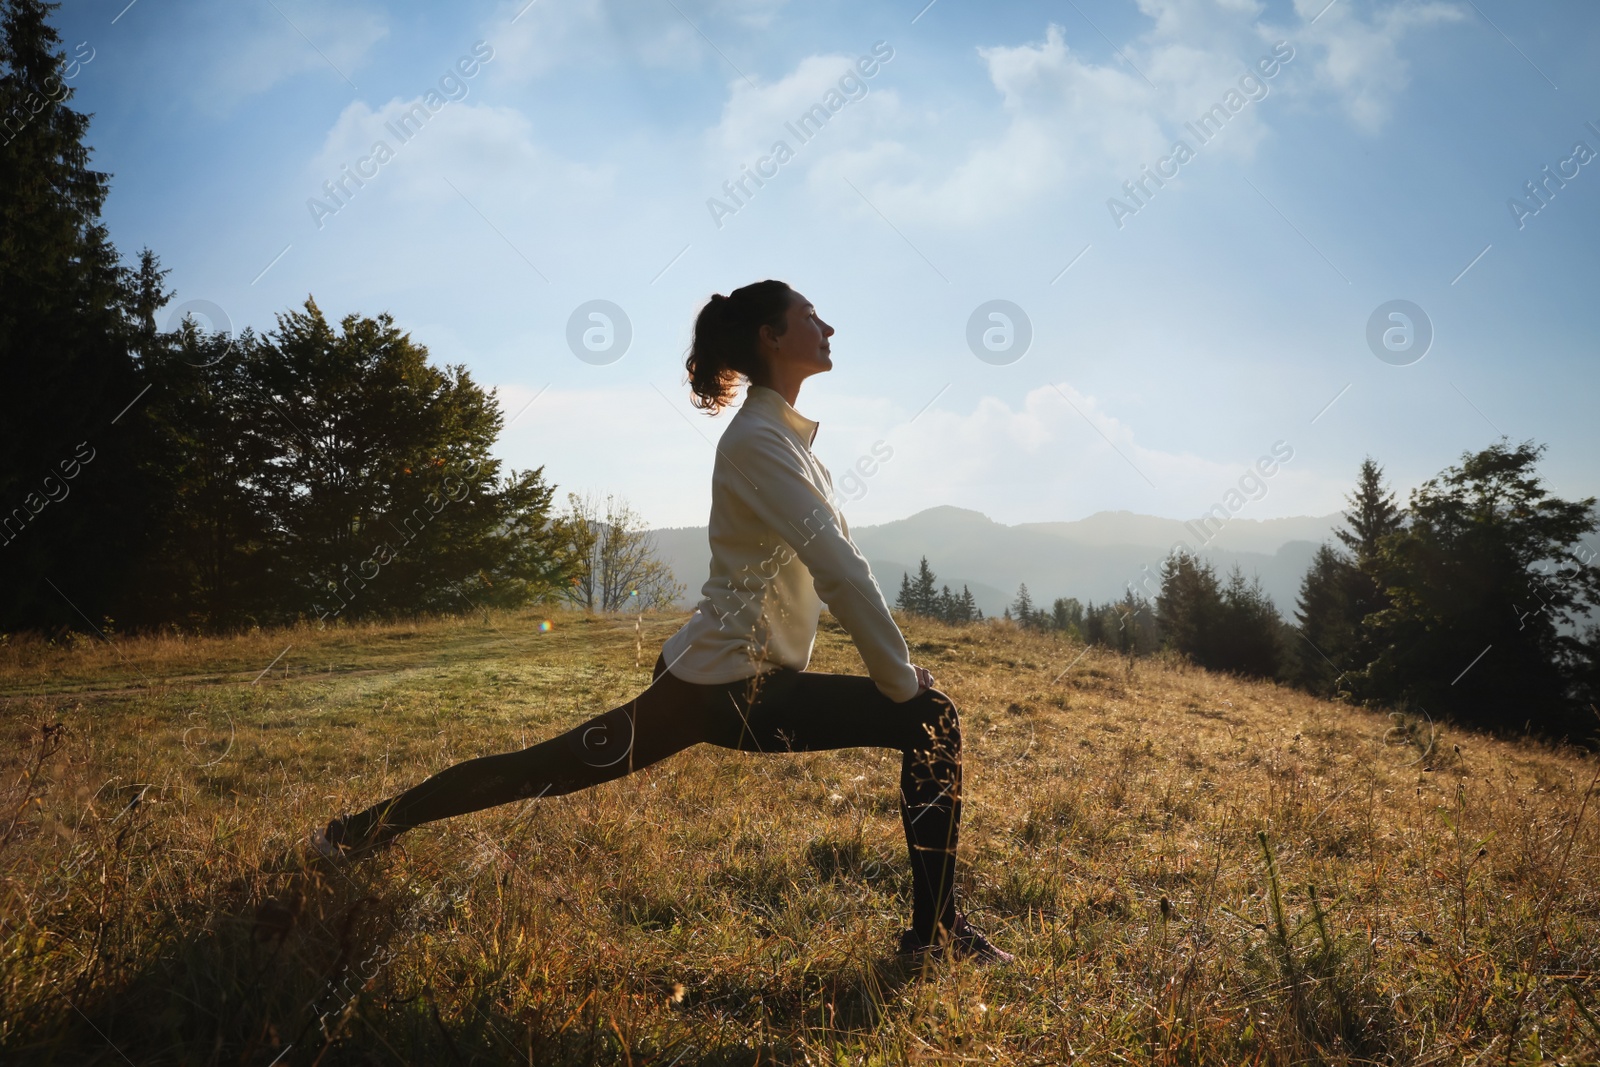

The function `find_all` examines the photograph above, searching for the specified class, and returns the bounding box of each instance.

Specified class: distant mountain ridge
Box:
[647,506,1344,620]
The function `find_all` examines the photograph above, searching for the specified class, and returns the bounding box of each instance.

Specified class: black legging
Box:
[342,651,963,940]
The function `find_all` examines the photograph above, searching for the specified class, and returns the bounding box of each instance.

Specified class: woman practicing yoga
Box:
[313,279,1012,964]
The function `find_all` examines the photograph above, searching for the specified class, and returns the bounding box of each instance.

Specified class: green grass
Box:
[1,607,1598,1064]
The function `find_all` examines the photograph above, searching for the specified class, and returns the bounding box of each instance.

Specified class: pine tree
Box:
[1052,596,1084,636]
[912,556,938,617]
[1012,582,1034,628]
[1156,550,1223,664]
[1215,566,1285,678]
[1084,599,1105,646]
[1292,543,1365,695]
[1345,441,1599,741]
[128,319,276,627]
[896,571,914,615]
[1291,458,1406,696]
[1,0,154,629]
[959,585,977,623]
[1336,457,1404,565]
[1158,551,1284,678]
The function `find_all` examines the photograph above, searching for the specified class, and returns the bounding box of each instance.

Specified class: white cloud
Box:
[715,0,791,31]
[706,50,900,166]
[488,380,1346,529]
[1135,0,1265,44]
[483,0,784,82]
[194,2,387,114]
[834,382,1344,525]
[735,0,1467,229]
[1291,0,1466,132]
[305,96,617,213]
[769,16,1286,230]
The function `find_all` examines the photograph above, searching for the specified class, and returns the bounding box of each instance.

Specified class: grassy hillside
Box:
[1,609,1596,1065]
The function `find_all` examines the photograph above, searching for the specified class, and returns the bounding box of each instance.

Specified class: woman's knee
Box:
[910,687,961,751]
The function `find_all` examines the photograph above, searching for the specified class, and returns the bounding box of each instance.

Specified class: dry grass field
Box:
[1,607,1597,1065]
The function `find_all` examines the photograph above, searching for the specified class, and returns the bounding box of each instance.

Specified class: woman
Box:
[313,280,1012,965]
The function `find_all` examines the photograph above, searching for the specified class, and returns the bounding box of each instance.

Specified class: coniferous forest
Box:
[899,449,1600,746]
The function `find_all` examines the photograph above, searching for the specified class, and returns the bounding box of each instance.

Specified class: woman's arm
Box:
[727,428,922,703]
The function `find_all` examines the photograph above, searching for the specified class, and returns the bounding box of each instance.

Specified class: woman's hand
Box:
[912,664,935,695]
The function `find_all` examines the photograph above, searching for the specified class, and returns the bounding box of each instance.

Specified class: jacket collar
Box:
[743,384,819,448]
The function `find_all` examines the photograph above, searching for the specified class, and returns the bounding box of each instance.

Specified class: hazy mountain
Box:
[647,506,1345,620]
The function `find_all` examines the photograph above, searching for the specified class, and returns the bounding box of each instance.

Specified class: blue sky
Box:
[55,0,1600,530]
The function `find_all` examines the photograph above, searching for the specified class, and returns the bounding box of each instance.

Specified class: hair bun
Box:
[709,291,745,319]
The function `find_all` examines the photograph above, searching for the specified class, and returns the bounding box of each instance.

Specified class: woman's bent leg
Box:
[708,669,963,942]
[341,654,716,844]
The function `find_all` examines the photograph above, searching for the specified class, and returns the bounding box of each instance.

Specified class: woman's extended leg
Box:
[704,666,963,944]
[336,654,722,847]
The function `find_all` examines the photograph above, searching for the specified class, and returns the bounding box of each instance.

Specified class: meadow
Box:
[0,607,1596,1065]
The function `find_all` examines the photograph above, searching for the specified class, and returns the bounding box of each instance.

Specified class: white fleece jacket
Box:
[659,384,921,702]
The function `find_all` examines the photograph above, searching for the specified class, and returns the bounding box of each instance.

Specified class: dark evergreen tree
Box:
[895,557,978,625]
[912,556,938,616]
[1011,582,1034,628]
[1156,550,1223,664]
[1345,441,1600,743]
[1292,458,1406,695]
[1052,596,1084,636]
[1083,599,1106,646]
[1157,550,1283,678]
[1112,592,1136,656]
[126,319,278,627]
[0,0,156,629]
[1336,457,1404,565]
[1292,543,1362,694]
[1215,565,1286,678]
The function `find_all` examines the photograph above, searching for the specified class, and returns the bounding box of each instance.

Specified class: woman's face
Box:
[763,292,834,379]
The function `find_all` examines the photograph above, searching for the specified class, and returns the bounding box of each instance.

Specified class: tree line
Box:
[894,447,1600,745]
[895,560,982,624]
[0,0,676,633]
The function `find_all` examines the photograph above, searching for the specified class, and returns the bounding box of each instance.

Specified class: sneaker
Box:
[308,814,399,865]
[896,913,1015,966]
